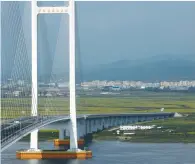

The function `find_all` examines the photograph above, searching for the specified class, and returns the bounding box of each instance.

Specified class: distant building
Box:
[58,82,69,88]
[13,91,21,97]
[45,93,52,97]
[140,86,145,89]
[120,125,155,130]
[102,86,112,92]
[48,83,56,87]
[111,86,121,91]
[17,80,25,86]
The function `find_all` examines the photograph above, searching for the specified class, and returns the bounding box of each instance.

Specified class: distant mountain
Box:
[83,58,195,81]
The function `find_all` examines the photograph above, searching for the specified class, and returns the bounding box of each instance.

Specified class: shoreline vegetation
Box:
[92,113,195,143]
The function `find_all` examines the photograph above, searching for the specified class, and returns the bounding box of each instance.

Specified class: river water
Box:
[1,141,195,164]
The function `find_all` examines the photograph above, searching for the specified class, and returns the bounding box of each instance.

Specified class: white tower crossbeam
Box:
[30,0,78,151]
[38,7,69,14]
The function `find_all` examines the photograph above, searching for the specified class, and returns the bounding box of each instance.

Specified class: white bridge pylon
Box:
[31,0,78,151]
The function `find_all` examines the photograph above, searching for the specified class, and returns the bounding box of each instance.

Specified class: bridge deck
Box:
[1,113,175,152]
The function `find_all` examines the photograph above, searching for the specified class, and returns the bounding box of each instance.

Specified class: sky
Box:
[41,1,195,70]
[1,1,195,80]
[76,2,195,67]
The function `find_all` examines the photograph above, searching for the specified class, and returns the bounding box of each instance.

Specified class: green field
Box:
[1,91,195,118]
[3,91,194,143]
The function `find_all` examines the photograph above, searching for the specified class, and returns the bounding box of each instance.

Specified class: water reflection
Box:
[27,159,88,164]
[2,141,195,164]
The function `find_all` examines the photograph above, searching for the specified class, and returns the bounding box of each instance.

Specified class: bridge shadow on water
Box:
[53,133,94,151]
[83,133,94,148]
[27,159,86,164]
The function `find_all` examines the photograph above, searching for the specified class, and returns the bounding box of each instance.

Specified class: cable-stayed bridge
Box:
[0,0,176,155]
[1,113,175,152]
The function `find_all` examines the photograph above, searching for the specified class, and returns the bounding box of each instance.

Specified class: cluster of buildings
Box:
[1,79,71,98]
[119,125,155,131]
[1,79,195,98]
[81,80,195,91]
[116,125,160,135]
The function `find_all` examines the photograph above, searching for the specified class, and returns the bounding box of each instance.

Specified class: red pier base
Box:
[54,139,85,146]
[16,149,92,159]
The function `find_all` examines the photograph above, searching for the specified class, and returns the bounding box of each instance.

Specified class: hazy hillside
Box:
[83,59,195,81]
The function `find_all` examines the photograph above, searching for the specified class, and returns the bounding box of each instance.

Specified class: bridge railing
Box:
[1,115,60,149]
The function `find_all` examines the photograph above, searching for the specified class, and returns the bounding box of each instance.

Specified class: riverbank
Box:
[92,113,195,143]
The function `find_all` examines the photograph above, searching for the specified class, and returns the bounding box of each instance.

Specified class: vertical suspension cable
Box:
[48,13,63,116]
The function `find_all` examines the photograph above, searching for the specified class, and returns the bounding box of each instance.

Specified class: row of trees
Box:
[145,87,195,93]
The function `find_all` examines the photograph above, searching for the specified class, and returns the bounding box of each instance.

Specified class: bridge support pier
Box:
[65,129,70,137]
[59,129,65,140]
[30,129,38,150]
[53,126,85,147]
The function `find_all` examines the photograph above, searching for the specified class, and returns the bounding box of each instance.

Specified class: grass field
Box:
[4,91,193,143]
[1,91,195,118]
[133,113,195,143]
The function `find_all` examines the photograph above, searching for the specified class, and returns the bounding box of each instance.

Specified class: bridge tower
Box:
[30,0,78,151]
[30,0,38,150]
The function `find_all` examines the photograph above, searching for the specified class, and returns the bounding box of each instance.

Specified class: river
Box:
[1,141,195,164]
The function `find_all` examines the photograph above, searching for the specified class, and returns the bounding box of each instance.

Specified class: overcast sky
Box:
[76,2,195,66]
[41,1,195,69]
[2,1,195,79]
